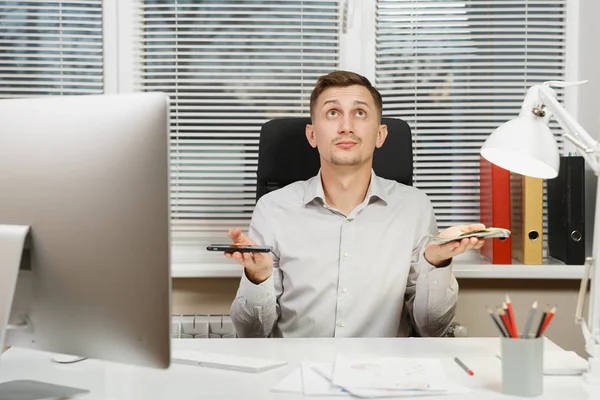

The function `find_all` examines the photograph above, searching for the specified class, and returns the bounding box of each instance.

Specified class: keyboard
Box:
[171,349,288,373]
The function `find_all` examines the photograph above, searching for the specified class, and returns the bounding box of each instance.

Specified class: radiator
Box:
[172,314,236,339]
[171,315,467,338]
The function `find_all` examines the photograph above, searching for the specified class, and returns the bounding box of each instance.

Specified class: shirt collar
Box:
[302,169,389,206]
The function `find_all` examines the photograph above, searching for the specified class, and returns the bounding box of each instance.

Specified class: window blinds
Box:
[376,0,566,242]
[137,0,340,261]
[0,0,103,97]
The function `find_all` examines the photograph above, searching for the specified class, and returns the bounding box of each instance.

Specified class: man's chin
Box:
[329,157,363,166]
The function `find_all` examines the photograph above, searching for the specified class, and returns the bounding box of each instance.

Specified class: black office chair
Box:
[256,117,413,201]
[253,117,466,338]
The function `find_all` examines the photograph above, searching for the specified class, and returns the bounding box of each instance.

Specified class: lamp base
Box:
[584,356,600,385]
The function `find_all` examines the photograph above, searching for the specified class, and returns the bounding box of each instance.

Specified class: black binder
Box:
[547,156,586,265]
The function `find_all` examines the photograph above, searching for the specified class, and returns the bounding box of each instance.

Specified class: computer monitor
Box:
[0,93,171,373]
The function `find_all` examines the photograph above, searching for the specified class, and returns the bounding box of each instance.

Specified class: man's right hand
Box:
[225,228,273,284]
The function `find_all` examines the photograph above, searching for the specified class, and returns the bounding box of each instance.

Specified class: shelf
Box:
[172,261,585,280]
[172,263,241,278]
[452,262,584,280]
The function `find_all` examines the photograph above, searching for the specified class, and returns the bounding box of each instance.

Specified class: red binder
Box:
[479,156,512,264]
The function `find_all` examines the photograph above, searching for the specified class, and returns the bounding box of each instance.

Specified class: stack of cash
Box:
[430,227,511,245]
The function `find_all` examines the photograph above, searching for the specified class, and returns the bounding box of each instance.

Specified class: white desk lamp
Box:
[480,80,600,384]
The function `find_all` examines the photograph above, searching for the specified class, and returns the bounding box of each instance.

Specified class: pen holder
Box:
[501,337,543,397]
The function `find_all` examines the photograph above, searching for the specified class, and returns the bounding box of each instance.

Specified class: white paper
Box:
[331,355,449,392]
[301,361,350,396]
[270,367,303,394]
[272,357,473,398]
[313,363,471,398]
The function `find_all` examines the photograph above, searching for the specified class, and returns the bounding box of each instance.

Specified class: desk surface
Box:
[1,337,598,399]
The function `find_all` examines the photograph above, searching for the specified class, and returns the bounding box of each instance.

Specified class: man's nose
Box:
[338,114,353,134]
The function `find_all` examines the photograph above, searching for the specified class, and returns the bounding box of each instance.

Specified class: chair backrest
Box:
[256,117,413,201]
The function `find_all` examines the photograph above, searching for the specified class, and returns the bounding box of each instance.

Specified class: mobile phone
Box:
[206,244,273,253]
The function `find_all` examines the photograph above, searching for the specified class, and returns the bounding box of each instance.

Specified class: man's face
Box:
[306,85,387,168]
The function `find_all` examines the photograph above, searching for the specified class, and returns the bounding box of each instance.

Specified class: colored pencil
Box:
[487,306,508,337]
[535,304,551,338]
[498,308,516,338]
[505,295,518,338]
[522,301,538,338]
[538,306,556,337]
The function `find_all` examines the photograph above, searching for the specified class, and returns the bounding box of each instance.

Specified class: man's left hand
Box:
[424,223,486,267]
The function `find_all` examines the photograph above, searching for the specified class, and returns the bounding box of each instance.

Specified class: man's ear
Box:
[375,124,388,148]
[306,124,317,148]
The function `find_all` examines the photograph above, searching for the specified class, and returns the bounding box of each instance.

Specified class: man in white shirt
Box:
[225,70,485,338]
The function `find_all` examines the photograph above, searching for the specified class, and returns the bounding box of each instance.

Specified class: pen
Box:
[454,357,474,376]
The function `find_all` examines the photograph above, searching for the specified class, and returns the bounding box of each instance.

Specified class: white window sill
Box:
[171,259,585,280]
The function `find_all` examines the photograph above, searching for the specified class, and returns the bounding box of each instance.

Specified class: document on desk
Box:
[312,363,470,398]
[331,355,449,392]
[301,361,348,396]
[271,358,471,398]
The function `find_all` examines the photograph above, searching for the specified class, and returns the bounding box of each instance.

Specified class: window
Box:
[3,1,569,273]
[136,0,340,267]
[375,0,567,254]
[133,0,570,271]
[0,1,103,98]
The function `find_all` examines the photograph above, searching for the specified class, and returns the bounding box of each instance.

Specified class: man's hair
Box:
[309,70,383,121]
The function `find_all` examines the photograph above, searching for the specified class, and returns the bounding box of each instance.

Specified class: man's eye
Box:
[327,110,338,117]
[356,110,366,117]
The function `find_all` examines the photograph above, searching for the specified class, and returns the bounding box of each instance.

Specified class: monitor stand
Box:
[0,225,89,400]
[0,380,89,400]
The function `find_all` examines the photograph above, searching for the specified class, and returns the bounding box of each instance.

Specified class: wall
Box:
[173,277,587,356]
[172,278,238,315]
[578,0,600,256]
[172,0,599,358]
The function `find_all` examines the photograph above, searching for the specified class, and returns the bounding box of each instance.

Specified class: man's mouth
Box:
[335,140,357,149]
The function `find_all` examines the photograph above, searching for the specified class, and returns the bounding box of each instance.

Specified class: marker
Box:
[454,357,474,376]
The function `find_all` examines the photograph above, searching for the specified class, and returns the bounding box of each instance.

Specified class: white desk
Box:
[1,337,598,399]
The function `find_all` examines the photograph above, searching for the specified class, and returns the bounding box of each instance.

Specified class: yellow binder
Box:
[510,173,543,264]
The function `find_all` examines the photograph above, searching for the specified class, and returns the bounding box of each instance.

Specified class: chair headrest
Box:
[256,117,413,200]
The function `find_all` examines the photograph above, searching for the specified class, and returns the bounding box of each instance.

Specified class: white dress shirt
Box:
[230,170,458,338]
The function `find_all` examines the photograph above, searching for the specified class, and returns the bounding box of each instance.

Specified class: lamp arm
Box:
[537,85,600,382]
[539,86,600,173]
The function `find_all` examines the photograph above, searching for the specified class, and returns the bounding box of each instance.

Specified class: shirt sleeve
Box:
[404,196,459,337]
[230,196,282,338]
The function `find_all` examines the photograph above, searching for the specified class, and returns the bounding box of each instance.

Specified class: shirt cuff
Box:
[424,260,455,287]
[239,269,276,306]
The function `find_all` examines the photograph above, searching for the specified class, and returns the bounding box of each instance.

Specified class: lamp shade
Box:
[480,114,560,179]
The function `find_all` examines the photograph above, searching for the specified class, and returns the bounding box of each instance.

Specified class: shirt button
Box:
[345,218,353,222]
[344,252,349,257]
[342,287,348,293]
[433,280,438,284]
[339,322,345,327]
